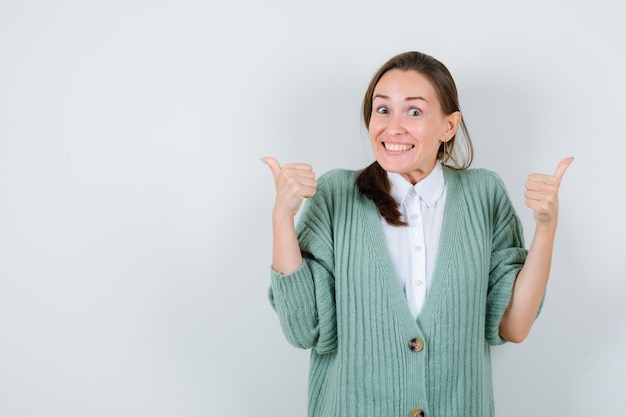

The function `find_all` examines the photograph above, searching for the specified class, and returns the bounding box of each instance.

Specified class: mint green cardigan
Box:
[269,167,528,417]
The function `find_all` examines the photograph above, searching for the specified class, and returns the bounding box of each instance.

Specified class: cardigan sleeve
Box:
[268,173,338,354]
[485,173,528,346]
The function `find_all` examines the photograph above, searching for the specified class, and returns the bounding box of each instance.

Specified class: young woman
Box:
[262,51,572,417]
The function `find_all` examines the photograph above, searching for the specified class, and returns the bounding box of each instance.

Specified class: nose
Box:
[388,113,405,135]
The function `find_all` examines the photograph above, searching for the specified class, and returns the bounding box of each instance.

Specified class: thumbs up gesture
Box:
[262,157,318,218]
[525,157,573,226]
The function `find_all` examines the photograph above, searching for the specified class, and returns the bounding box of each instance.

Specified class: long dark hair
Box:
[356,51,474,225]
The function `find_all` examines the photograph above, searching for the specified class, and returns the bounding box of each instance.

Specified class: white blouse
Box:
[381,163,446,319]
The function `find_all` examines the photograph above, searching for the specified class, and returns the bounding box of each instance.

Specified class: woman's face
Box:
[369,69,460,184]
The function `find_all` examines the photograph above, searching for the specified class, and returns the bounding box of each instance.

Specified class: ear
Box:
[442,111,462,142]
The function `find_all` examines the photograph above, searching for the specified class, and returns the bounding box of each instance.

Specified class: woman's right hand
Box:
[262,156,318,218]
[262,156,317,274]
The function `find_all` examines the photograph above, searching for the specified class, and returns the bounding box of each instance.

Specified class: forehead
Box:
[373,69,438,100]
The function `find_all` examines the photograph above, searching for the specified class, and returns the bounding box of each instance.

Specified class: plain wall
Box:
[1,1,624,416]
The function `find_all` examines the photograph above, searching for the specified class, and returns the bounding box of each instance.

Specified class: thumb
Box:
[261,156,282,179]
[553,156,574,180]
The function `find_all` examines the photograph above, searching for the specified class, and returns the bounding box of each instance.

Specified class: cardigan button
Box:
[410,407,424,417]
[409,338,424,352]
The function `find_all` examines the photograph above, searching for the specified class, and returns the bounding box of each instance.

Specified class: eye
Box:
[408,108,422,117]
[376,106,389,115]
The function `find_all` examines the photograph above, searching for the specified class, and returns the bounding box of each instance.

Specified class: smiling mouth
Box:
[384,143,414,152]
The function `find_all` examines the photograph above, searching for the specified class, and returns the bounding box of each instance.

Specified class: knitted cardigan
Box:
[269,166,528,417]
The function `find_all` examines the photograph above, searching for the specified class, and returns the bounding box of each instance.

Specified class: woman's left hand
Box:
[525,157,574,226]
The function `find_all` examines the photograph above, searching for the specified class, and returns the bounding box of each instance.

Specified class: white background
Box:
[1,1,624,416]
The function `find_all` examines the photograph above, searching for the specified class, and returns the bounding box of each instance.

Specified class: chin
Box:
[376,159,407,174]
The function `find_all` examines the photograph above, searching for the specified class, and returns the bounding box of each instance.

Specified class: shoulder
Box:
[301,168,362,213]
[445,166,503,183]
[444,167,508,194]
[444,167,515,217]
[318,168,360,182]
[316,169,361,192]
[298,169,363,228]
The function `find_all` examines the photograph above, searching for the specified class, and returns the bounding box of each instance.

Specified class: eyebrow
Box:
[373,94,430,103]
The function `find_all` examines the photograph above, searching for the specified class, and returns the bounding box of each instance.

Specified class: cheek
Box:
[368,120,384,139]
[407,121,427,134]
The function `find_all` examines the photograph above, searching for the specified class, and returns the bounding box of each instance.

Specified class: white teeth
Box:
[385,143,413,152]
